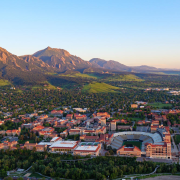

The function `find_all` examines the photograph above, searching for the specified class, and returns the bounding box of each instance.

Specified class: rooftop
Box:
[74,145,99,152]
[50,141,78,148]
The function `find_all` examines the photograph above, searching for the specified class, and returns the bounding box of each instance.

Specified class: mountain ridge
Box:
[32,47,96,71]
[0,46,179,86]
[89,58,131,71]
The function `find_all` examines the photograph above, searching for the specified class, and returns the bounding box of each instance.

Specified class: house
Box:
[83,130,96,135]
[162,115,168,121]
[43,132,58,139]
[0,141,18,150]
[131,104,138,108]
[60,129,68,138]
[31,125,45,133]
[69,129,82,135]
[66,114,73,120]
[74,114,87,120]
[151,120,160,126]
[51,110,63,115]
[0,130,6,135]
[96,134,113,145]
[167,120,171,126]
[80,135,99,142]
[119,119,129,124]
[137,120,145,125]
[169,110,180,114]
[31,126,55,136]
[96,126,106,134]
[36,144,47,152]
[93,112,110,119]
[0,121,4,125]
[135,101,147,105]
[50,137,62,142]
[23,141,37,150]
[154,115,162,121]
[21,123,34,129]
[6,127,21,136]
[23,141,47,152]
[73,108,87,113]
[150,125,159,132]
[38,114,48,120]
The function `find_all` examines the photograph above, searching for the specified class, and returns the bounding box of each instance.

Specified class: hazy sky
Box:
[1,0,180,68]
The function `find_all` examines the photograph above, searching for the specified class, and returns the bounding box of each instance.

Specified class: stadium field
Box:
[122,141,142,149]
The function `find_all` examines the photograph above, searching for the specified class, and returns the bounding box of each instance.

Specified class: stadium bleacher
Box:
[110,131,163,151]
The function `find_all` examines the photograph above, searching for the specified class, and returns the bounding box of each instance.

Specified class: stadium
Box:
[110,131,163,153]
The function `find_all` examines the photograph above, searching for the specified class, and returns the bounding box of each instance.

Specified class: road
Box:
[123,165,160,180]
[171,135,178,155]
[137,157,172,164]
[171,127,180,134]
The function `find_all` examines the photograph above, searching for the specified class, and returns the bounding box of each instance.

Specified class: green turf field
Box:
[174,135,180,145]
[122,141,142,149]
[0,79,11,86]
[147,102,172,109]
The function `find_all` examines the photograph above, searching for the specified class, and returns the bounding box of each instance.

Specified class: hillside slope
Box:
[82,82,120,93]
[0,47,49,85]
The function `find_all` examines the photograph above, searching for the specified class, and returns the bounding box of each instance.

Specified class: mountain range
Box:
[0,46,179,85]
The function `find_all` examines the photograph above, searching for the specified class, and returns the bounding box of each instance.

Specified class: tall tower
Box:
[110,121,116,131]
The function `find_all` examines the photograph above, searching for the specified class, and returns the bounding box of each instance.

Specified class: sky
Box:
[0,0,180,68]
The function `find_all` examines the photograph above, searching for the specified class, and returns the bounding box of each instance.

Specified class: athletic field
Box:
[122,141,142,149]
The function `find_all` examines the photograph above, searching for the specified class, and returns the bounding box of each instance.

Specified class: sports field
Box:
[122,141,142,149]
[147,102,172,109]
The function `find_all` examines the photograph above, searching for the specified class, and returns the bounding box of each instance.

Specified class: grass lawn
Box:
[86,73,103,79]
[46,82,57,89]
[29,173,43,178]
[82,82,120,93]
[122,141,142,149]
[0,79,11,86]
[32,81,56,90]
[31,85,42,90]
[128,117,145,121]
[45,72,58,75]
[60,72,97,79]
[107,74,143,82]
[174,135,180,145]
[147,102,172,109]
[16,89,23,93]
[136,174,172,179]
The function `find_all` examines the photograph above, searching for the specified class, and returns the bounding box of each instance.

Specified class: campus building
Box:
[49,141,79,153]
[23,141,47,152]
[0,141,17,150]
[117,145,141,157]
[145,142,171,159]
[73,142,101,156]
[93,112,110,119]
[110,121,116,131]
